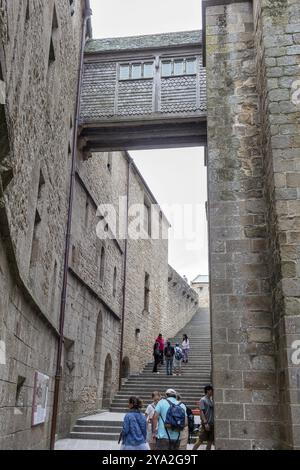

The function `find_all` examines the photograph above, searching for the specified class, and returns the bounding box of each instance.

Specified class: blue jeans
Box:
[166,358,173,375]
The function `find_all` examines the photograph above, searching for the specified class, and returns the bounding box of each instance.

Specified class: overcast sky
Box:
[89,1,208,281]
[90,0,202,38]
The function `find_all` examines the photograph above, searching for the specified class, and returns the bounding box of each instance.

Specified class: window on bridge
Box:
[119,61,154,80]
[161,57,197,77]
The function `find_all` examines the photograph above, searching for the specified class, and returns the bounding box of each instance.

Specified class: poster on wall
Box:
[31,371,49,426]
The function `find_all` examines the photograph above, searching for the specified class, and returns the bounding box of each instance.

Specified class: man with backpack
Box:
[174,343,183,376]
[164,341,175,376]
[151,388,187,450]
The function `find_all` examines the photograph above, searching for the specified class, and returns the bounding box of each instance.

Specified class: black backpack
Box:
[165,346,173,358]
[186,406,195,436]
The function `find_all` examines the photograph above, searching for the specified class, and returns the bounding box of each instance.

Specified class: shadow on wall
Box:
[102,353,112,409]
[121,357,130,380]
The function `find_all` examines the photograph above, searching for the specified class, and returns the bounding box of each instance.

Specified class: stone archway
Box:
[102,353,112,409]
[121,357,130,379]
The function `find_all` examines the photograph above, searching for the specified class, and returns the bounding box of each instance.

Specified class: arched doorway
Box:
[102,353,112,408]
[121,357,130,380]
[94,311,103,383]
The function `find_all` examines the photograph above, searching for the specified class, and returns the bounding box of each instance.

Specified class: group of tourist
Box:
[119,385,214,451]
[153,333,190,375]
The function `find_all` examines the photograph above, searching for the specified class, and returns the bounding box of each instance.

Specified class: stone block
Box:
[248,328,272,343]
[215,403,244,420]
[245,404,278,421]
[244,371,276,390]
[213,370,243,389]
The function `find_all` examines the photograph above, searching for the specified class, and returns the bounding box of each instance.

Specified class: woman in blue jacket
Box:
[121,396,149,450]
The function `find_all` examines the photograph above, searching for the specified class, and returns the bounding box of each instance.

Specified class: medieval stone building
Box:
[0,0,199,449]
[0,0,300,452]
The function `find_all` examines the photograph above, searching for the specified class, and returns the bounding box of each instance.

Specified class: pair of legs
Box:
[193,438,213,450]
[153,355,160,372]
[182,349,189,363]
[166,358,173,375]
[160,350,164,365]
[173,359,182,375]
[193,426,214,450]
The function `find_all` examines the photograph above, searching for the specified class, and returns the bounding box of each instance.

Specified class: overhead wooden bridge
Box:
[79,30,207,152]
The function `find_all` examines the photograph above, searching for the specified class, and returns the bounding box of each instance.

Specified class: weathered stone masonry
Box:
[253,0,300,450]
[0,0,86,449]
[204,0,300,450]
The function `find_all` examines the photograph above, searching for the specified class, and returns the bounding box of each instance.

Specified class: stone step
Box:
[124,376,211,381]
[120,383,209,389]
[76,419,123,426]
[70,310,212,442]
[70,431,120,441]
[115,391,203,397]
[111,395,201,402]
[73,425,122,433]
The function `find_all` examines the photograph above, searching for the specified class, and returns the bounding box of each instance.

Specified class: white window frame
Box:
[161,57,197,77]
[119,61,154,81]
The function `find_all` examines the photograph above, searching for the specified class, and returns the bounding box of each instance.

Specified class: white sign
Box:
[32,371,49,426]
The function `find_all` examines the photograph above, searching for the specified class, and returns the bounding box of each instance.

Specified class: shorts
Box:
[155,439,180,450]
[198,424,214,443]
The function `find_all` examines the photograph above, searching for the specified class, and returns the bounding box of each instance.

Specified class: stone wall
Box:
[0,0,85,449]
[164,265,199,339]
[57,150,126,436]
[206,1,280,450]
[253,0,300,450]
[122,159,170,375]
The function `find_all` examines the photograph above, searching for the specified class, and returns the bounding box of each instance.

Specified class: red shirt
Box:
[155,336,165,351]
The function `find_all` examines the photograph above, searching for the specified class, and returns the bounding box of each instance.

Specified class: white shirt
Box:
[182,339,190,350]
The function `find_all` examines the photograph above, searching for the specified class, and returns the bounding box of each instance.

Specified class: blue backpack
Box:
[175,347,183,361]
[164,398,186,432]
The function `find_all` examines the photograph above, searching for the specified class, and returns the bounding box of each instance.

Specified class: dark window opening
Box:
[37,170,45,201]
[48,5,58,66]
[15,376,26,408]
[69,0,75,16]
[69,116,73,154]
[85,196,89,228]
[113,267,117,297]
[48,37,55,64]
[107,152,112,172]
[25,0,30,22]
[52,4,59,30]
[99,246,105,283]
[71,244,77,265]
[30,210,41,268]
[144,272,150,312]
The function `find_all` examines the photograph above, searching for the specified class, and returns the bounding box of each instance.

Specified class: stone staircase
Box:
[70,308,211,441]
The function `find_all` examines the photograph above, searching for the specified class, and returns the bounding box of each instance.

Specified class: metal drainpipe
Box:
[118,154,132,390]
[49,3,92,450]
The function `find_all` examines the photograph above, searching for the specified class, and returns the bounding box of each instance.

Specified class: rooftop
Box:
[191,274,209,284]
[85,30,202,54]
